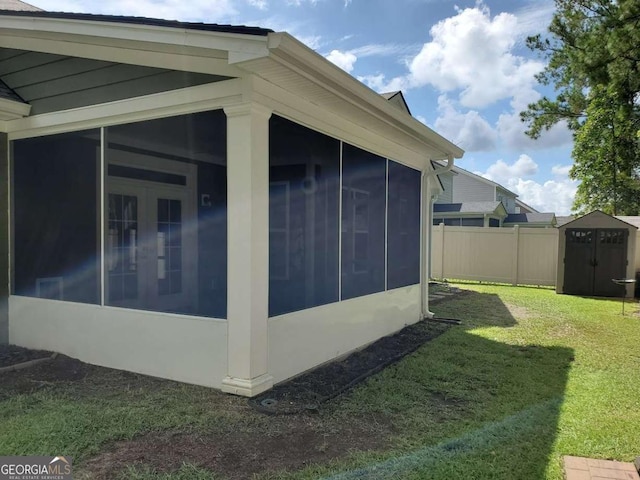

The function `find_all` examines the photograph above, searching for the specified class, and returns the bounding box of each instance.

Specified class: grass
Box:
[1,284,639,479]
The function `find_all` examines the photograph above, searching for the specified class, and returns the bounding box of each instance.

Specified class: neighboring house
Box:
[380,91,412,115]
[0,6,463,396]
[433,165,556,227]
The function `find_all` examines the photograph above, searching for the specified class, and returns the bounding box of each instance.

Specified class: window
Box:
[341,143,386,300]
[387,161,421,289]
[13,129,101,304]
[268,116,340,316]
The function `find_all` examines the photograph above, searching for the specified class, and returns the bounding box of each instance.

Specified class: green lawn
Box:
[1,284,639,479]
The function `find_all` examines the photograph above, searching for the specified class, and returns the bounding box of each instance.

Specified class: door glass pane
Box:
[157,198,182,296]
[108,194,139,302]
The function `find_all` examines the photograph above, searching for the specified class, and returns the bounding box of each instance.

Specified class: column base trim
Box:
[221,373,274,397]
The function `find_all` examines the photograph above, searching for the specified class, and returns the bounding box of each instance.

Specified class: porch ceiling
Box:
[0,47,232,115]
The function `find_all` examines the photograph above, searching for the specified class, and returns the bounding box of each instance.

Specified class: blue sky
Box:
[28,0,577,214]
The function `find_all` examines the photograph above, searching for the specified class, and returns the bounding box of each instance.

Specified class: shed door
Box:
[564,228,627,296]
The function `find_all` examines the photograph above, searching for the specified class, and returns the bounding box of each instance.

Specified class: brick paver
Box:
[564,456,640,480]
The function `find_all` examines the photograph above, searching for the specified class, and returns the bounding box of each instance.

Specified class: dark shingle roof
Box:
[433,201,504,215]
[0,10,272,36]
[504,213,556,225]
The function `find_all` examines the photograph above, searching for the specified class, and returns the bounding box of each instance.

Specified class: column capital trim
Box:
[224,102,272,120]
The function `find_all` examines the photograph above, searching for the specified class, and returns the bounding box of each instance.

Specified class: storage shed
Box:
[557,211,637,298]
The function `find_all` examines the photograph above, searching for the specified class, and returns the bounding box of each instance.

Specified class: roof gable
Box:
[434,201,507,217]
[380,91,412,115]
[559,210,639,230]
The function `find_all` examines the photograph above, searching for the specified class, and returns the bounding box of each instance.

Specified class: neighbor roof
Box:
[0,9,272,35]
[0,0,42,11]
[504,213,556,225]
[380,91,412,115]
[615,216,640,229]
[434,201,506,216]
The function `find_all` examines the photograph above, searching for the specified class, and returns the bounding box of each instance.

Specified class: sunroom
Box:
[0,9,463,396]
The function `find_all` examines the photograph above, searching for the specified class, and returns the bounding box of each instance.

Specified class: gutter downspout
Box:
[421,154,454,320]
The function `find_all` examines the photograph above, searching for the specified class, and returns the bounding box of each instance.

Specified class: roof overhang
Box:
[0,96,30,119]
[0,11,464,163]
[433,202,508,219]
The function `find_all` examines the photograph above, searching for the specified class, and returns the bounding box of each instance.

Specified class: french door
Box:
[106,178,195,313]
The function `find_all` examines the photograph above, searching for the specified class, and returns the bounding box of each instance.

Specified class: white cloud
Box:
[433,95,497,152]
[507,177,577,215]
[248,0,268,10]
[326,49,357,72]
[480,156,577,214]
[350,43,415,58]
[361,2,544,109]
[415,115,428,125]
[496,92,573,150]
[482,154,538,185]
[551,164,572,176]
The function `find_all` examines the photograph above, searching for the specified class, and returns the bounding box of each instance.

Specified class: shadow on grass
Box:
[326,290,574,480]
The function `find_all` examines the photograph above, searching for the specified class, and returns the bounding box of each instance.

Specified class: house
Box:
[0,6,463,396]
[434,165,556,227]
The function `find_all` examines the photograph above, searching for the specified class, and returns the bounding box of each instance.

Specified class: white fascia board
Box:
[264,33,464,160]
[0,17,269,76]
[3,78,243,138]
[0,98,31,120]
[0,32,244,78]
[0,15,270,57]
[249,75,429,170]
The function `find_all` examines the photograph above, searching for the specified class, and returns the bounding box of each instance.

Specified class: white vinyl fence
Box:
[430,225,559,286]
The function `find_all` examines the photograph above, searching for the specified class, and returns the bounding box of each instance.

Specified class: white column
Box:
[422,169,436,318]
[221,103,273,397]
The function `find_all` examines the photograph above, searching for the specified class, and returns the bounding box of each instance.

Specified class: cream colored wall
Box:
[268,285,421,385]
[432,225,558,286]
[9,296,228,388]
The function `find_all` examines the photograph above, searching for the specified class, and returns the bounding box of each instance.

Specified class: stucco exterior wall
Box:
[9,296,228,387]
[268,285,421,385]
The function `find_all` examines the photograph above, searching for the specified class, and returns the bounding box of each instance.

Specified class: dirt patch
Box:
[0,354,91,400]
[0,344,53,368]
[80,415,394,479]
[249,319,451,414]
